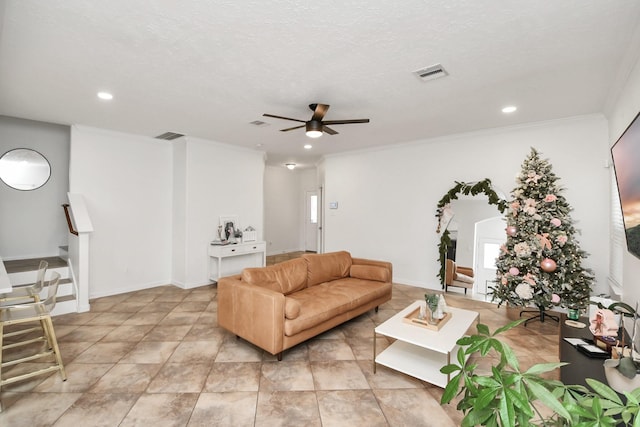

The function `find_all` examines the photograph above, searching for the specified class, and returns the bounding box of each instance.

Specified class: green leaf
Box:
[440,371,462,404]
[476,387,499,411]
[498,387,516,427]
[623,390,639,406]
[475,376,500,388]
[500,341,520,370]
[524,362,566,376]
[504,387,534,416]
[493,319,527,335]
[526,378,572,420]
[456,347,467,366]
[585,378,623,405]
[476,323,490,336]
[440,364,460,375]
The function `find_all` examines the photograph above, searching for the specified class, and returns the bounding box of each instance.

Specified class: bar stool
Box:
[0,272,66,412]
[0,260,48,304]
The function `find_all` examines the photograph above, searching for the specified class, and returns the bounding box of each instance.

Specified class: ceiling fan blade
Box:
[280,124,306,132]
[263,113,305,123]
[322,119,370,125]
[311,104,330,121]
[323,126,338,135]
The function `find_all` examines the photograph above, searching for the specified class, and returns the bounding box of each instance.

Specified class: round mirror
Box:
[0,148,51,191]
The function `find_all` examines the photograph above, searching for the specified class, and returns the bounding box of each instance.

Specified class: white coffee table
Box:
[374,300,479,387]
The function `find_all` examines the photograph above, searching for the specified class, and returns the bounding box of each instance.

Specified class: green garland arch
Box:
[436,179,508,286]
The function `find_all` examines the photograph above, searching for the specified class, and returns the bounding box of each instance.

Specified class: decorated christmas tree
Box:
[492,148,594,317]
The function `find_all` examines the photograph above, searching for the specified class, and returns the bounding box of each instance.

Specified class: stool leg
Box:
[42,317,66,381]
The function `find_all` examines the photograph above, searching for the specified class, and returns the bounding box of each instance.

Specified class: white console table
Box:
[208,241,266,282]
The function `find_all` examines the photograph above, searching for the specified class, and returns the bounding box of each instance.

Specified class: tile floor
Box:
[0,255,560,426]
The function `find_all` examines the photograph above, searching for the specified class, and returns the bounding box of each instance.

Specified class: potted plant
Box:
[440,319,640,426]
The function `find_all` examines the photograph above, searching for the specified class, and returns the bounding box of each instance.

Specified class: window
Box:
[309,195,318,224]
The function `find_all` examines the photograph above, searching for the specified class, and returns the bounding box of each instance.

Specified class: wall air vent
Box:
[413,64,448,81]
[154,132,184,140]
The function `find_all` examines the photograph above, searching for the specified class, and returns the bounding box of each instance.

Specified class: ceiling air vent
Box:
[413,64,448,82]
[154,131,184,140]
[249,120,269,127]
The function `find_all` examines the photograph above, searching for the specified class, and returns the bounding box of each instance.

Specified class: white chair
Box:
[0,272,66,412]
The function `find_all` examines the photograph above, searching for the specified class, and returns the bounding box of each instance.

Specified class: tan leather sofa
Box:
[444,259,474,294]
[217,251,392,360]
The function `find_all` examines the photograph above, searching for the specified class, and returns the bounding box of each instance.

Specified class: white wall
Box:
[323,115,610,292]
[179,137,264,287]
[264,166,318,256]
[0,116,70,259]
[69,126,173,298]
[607,49,640,309]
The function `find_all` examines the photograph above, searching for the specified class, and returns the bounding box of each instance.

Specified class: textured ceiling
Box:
[1,1,640,168]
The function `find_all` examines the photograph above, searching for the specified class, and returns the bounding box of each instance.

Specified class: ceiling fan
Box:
[263,103,369,138]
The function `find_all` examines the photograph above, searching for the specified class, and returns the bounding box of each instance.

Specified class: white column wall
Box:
[323,115,610,292]
[69,126,173,298]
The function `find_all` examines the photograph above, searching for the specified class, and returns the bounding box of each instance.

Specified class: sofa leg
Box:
[375,306,379,313]
[277,352,283,361]
[464,288,467,295]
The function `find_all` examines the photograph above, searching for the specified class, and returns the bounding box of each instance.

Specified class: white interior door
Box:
[305,190,318,252]
[473,217,505,296]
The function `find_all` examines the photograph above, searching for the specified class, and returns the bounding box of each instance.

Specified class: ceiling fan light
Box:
[305,121,323,138]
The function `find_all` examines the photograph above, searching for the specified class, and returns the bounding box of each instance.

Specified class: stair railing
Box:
[62,204,79,236]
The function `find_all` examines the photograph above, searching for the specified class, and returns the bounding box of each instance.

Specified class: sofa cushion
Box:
[241,258,308,295]
[454,272,474,284]
[284,297,301,319]
[350,264,390,282]
[283,278,392,336]
[302,251,352,287]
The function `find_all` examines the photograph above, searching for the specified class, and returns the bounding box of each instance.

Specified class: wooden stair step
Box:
[3,257,68,274]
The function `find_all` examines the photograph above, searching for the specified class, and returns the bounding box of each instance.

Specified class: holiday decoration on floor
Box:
[492,148,594,322]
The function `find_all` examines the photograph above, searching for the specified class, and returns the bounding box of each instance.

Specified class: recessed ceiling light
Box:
[502,105,517,114]
[286,163,296,170]
[304,144,312,150]
[97,91,113,100]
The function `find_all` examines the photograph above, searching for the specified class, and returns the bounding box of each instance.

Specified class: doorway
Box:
[473,216,505,302]
[305,190,318,252]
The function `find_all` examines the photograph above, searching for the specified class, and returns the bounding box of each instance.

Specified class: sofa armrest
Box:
[217,275,285,355]
[351,258,393,282]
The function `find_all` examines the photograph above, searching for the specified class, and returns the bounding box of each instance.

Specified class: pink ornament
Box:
[506,225,517,236]
[551,293,560,304]
[508,267,520,276]
[540,258,557,273]
[550,218,561,227]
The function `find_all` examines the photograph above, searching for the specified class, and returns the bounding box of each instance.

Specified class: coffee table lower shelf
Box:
[375,340,456,388]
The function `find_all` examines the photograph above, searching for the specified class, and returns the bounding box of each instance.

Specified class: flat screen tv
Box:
[611,111,640,259]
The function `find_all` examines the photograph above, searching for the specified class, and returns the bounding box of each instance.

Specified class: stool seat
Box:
[0,260,48,304]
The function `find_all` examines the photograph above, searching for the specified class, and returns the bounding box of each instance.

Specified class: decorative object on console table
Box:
[219,215,239,243]
[242,226,257,242]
